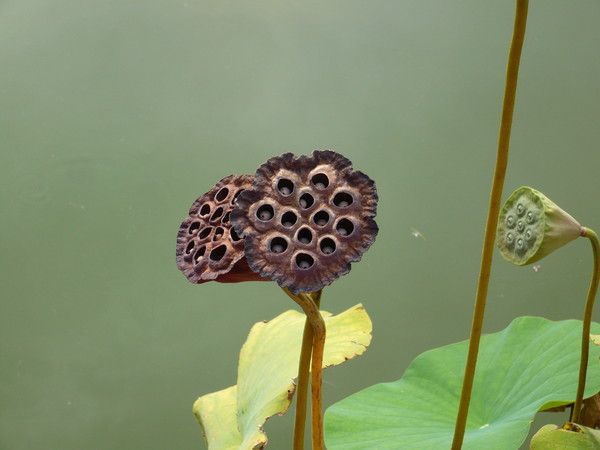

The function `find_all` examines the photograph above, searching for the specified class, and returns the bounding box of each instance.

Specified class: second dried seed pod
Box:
[231,150,378,294]
[176,174,265,284]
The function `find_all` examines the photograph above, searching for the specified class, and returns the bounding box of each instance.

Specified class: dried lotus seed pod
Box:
[497,186,583,265]
[231,150,378,294]
[176,174,266,284]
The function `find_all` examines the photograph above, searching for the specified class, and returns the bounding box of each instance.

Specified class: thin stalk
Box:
[571,228,600,424]
[451,1,529,448]
[292,290,322,450]
[283,288,326,450]
[309,298,326,450]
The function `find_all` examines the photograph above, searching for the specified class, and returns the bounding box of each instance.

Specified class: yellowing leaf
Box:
[193,304,372,450]
[193,386,239,450]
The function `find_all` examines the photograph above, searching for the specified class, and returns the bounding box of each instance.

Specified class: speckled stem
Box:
[283,288,326,450]
[451,1,529,448]
[571,228,600,424]
[291,290,322,450]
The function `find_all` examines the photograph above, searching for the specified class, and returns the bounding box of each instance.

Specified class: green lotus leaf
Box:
[530,424,600,449]
[194,304,372,450]
[325,316,600,450]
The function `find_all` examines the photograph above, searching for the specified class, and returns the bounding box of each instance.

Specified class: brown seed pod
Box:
[231,150,378,294]
[176,174,266,284]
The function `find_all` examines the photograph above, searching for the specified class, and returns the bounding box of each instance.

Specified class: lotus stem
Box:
[283,288,326,450]
[571,228,600,424]
[293,310,313,450]
[291,290,322,450]
[451,1,529,448]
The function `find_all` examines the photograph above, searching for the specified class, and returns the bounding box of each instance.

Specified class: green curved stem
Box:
[451,1,529,448]
[283,288,326,450]
[291,290,322,450]
[571,228,600,424]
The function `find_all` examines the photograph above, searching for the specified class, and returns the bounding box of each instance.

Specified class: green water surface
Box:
[1,1,599,448]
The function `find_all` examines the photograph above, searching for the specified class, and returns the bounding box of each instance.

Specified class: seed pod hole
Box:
[299,193,315,209]
[213,227,224,241]
[516,203,525,216]
[277,179,294,196]
[526,211,536,224]
[320,238,336,255]
[336,218,354,236]
[215,187,229,202]
[313,210,330,227]
[199,204,211,216]
[297,228,313,245]
[194,246,206,262]
[230,227,242,242]
[295,253,315,270]
[311,173,329,190]
[199,227,213,240]
[232,189,245,205]
[210,245,227,261]
[222,211,231,224]
[185,241,195,254]
[281,211,298,228]
[506,215,515,229]
[333,192,353,208]
[517,220,525,232]
[256,204,275,221]
[210,207,224,222]
[506,232,515,245]
[525,228,535,241]
[189,221,201,234]
[270,237,288,254]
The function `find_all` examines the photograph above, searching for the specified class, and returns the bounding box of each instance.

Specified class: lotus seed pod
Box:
[231,150,378,294]
[175,174,267,284]
[497,186,583,265]
[530,424,600,450]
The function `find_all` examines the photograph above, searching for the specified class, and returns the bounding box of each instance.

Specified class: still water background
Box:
[1,0,599,448]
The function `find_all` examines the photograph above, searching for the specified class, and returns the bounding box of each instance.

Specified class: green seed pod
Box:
[497,186,583,265]
[530,423,600,449]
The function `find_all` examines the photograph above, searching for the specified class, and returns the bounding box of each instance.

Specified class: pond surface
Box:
[1,0,599,448]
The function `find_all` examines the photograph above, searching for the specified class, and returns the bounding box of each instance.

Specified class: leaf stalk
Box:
[571,228,600,423]
[451,0,529,447]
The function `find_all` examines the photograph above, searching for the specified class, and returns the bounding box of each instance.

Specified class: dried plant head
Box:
[497,186,583,266]
[176,174,266,284]
[231,150,378,294]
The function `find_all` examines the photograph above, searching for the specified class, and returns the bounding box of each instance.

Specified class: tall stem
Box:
[283,288,326,450]
[292,290,322,450]
[451,1,529,448]
[571,228,600,423]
